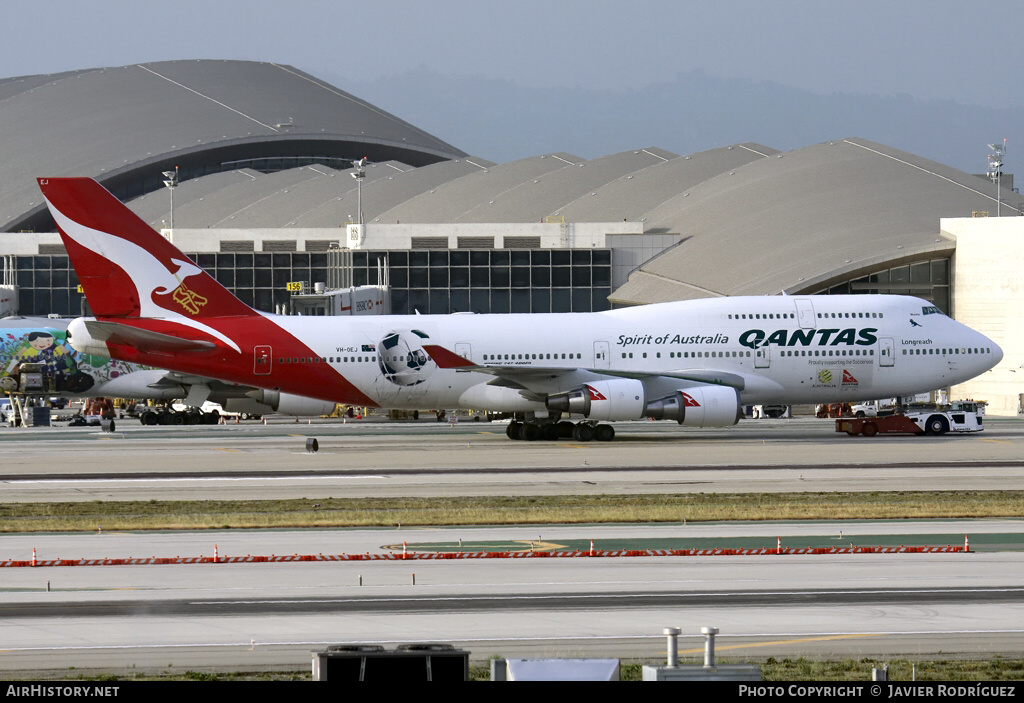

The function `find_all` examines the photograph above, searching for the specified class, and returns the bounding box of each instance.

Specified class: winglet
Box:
[422,344,476,369]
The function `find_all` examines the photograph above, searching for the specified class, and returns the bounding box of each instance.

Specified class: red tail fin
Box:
[38,178,253,319]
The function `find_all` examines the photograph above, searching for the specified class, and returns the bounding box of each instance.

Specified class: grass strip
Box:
[1,490,1022,532]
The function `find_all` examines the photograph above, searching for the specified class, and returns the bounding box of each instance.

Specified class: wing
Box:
[423,344,750,426]
[423,344,746,390]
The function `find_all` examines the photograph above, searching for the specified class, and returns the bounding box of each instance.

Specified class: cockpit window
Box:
[921,306,944,316]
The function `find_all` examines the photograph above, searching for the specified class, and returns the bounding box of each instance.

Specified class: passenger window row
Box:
[818,312,883,319]
[902,347,991,355]
[728,313,795,320]
[622,350,752,359]
[781,349,874,357]
[278,356,372,363]
[726,312,884,320]
[483,353,582,361]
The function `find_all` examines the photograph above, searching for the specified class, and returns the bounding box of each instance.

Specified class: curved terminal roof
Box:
[609,138,1024,304]
[131,158,498,229]
[556,143,778,223]
[454,148,682,223]
[374,153,587,224]
[123,136,1020,309]
[1,60,465,232]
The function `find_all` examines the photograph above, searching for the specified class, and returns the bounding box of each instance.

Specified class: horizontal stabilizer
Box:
[84,319,217,354]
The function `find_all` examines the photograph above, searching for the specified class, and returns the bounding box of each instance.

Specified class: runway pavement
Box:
[2,416,1024,502]
[2,416,1024,676]
[1,523,1023,675]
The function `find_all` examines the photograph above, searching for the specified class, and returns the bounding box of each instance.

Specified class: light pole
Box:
[162,166,179,231]
[350,157,366,225]
[987,140,1006,217]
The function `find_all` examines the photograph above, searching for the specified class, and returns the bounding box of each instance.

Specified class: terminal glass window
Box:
[813,257,951,314]
[13,247,613,317]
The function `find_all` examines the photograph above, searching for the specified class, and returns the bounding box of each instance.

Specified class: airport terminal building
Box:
[2,60,1022,413]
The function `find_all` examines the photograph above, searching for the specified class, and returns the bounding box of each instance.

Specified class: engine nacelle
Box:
[546,379,646,421]
[95,369,182,399]
[244,389,336,416]
[545,387,591,416]
[645,387,740,427]
[459,383,545,412]
[66,317,110,357]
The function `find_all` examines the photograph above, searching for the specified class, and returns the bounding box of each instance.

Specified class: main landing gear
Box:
[138,408,222,425]
[505,420,615,442]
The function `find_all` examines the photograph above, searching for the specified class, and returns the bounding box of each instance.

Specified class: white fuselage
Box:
[262,294,1002,412]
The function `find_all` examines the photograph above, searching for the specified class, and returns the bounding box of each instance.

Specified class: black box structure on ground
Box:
[312,644,469,682]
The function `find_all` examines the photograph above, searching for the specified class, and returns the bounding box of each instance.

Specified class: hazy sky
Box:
[4,1,1021,161]
[6,0,1021,106]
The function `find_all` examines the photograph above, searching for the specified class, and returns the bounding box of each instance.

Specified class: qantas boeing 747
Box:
[37,177,1002,441]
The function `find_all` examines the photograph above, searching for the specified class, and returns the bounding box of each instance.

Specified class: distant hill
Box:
[328,66,1020,174]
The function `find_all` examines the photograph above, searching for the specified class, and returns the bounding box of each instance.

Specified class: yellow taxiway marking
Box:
[981,439,1014,445]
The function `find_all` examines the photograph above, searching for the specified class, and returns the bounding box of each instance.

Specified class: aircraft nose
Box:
[976,329,1003,369]
[990,338,1004,366]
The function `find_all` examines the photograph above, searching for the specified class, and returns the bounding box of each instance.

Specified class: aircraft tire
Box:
[519,422,541,441]
[595,424,615,442]
[573,423,594,442]
[541,423,561,441]
[506,422,522,440]
[557,421,575,438]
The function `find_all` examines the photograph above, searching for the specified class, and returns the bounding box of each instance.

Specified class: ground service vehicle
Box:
[836,401,984,436]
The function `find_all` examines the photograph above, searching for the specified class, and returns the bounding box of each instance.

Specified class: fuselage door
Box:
[795,299,816,329]
[455,343,472,364]
[754,344,770,368]
[879,337,895,367]
[254,345,272,375]
[594,341,610,369]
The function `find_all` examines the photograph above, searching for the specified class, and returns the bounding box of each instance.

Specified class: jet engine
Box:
[66,317,109,357]
[644,386,740,427]
[546,379,646,421]
[547,381,741,427]
[242,389,337,416]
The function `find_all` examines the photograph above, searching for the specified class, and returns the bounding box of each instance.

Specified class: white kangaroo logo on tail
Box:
[46,200,240,352]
